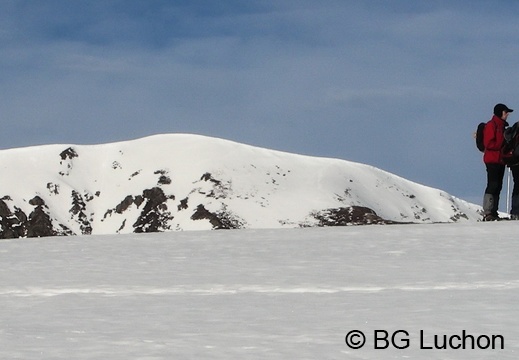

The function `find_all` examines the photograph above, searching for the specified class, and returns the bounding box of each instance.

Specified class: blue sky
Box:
[3,0,519,204]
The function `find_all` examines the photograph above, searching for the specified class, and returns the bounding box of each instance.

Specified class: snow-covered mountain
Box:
[0,134,481,238]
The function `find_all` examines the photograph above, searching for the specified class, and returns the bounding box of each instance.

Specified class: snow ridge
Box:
[0,133,480,238]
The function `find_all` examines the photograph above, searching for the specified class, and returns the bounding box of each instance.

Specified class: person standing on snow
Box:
[482,103,513,221]
[508,150,519,220]
[501,121,519,219]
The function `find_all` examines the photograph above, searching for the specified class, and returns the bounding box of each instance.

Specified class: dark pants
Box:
[511,166,519,215]
[485,163,506,216]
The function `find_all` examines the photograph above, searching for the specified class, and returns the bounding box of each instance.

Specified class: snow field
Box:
[0,222,517,359]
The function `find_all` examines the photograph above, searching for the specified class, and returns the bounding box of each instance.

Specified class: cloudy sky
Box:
[2,0,519,204]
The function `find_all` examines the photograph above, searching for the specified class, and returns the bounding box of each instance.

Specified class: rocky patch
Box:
[69,191,93,235]
[155,170,172,185]
[178,197,189,211]
[59,147,78,161]
[59,147,78,176]
[27,196,73,237]
[197,173,232,199]
[133,187,175,233]
[191,204,245,229]
[310,206,396,226]
[0,197,26,239]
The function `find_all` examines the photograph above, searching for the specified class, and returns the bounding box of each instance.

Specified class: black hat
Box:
[494,103,514,116]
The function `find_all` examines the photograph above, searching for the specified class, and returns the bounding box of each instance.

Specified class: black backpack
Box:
[475,122,486,152]
[502,122,519,165]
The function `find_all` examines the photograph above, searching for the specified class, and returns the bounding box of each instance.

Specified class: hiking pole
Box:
[507,167,512,214]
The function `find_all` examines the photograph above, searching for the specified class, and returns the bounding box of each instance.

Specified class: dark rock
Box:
[133,187,173,233]
[0,196,73,239]
[27,196,75,237]
[29,196,46,207]
[70,191,92,235]
[47,182,60,195]
[134,195,144,208]
[27,205,57,238]
[178,197,189,211]
[59,147,78,160]
[158,175,171,185]
[311,206,396,226]
[191,204,244,229]
[0,198,26,239]
[115,195,135,214]
[200,172,221,185]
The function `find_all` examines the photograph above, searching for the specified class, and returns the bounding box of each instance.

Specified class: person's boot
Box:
[493,194,501,218]
[483,194,498,221]
[510,195,519,219]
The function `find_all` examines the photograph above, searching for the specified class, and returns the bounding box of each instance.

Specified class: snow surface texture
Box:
[0,223,517,359]
[0,134,481,238]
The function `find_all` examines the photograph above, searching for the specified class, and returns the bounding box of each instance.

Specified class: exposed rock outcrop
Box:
[133,187,174,233]
[0,197,26,239]
[310,206,397,226]
[191,204,245,229]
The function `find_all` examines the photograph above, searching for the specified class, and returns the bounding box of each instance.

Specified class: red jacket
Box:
[483,115,508,164]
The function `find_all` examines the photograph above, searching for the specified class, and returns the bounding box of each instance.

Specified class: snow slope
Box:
[0,134,481,238]
[0,223,517,359]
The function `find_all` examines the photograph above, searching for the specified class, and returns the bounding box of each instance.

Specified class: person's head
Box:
[494,103,514,120]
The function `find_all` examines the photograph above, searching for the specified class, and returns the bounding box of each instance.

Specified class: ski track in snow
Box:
[2,280,519,297]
